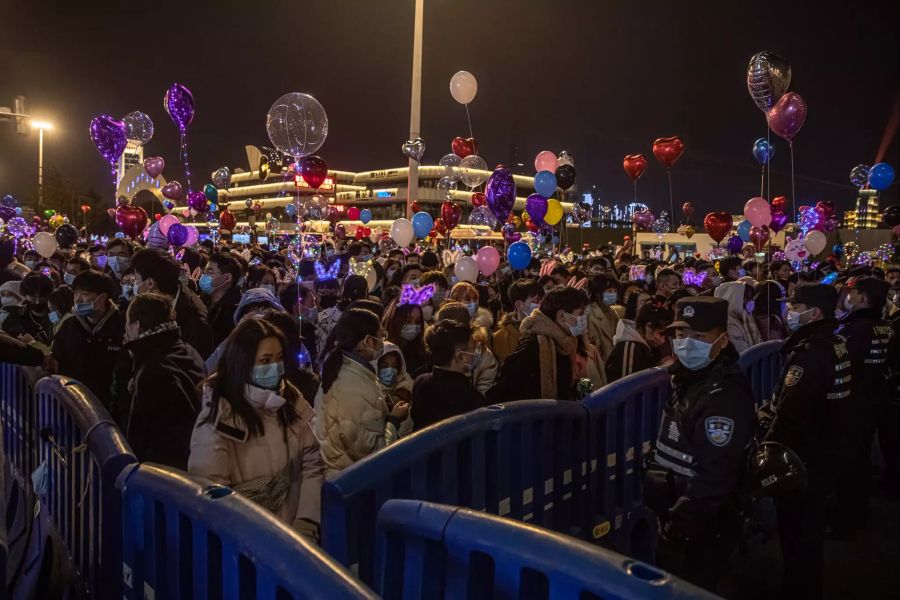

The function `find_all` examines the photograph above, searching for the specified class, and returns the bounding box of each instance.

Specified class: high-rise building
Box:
[843,189,881,229]
[117,142,143,189]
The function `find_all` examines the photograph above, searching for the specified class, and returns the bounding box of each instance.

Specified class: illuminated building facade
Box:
[842,189,881,229]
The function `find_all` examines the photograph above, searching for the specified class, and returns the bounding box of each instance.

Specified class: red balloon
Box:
[354,227,366,240]
[771,196,787,213]
[703,212,733,244]
[816,200,835,217]
[347,206,361,220]
[652,136,685,170]
[115,204,149,238]
[471,192,487,207]
[526,220,540,232]
[219,209,236,231]
[433,217,448,236]
[767,92,807,143]
[682,202,695,218]
[300,155,328,189]
[107,208,117,218]
[154,213,162,221]
[441,201,462,230]
[623,154,648,181]
[749,225,770,251]
[410,201,421,213]
[451,136,478,159]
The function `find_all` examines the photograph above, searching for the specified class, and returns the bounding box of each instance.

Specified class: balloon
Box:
[432,218,447,237]
[115,204,149,238]
[441,201,462,230]
[412,211,434,238]
[184,225,200,247]
[439,153,462,182]
[557,150,574,167]
[164,83,195,133]
[767,92,807,143]
[359,209,373,224]
[752,138,775,164]
[771,195,787,213]
[158,214,180,236]
[704,212,733,243]
[632,209,655,230]
[652,136,685,169]
[750,225,770,251]
[726,235,744,254]
[123,111,154,145]
[882,206,900,227]
[203,183,218,202]
[555,164,577,190]
[265,92,328,158]
[391,218,414,247]
[1,194,14,208]
[682,202,695,219]
[769,211,788,233]
[219,210,236,231]
[845,164,869,189]
[32,232,58,258]
[212,166,232,189]
[161,181,183,200]
[545,199,564,226]
[410,201,422,213]
[6,217,28,237]
[449,70,478,104]
[525,194,548,224]
[471,192,487,207]
[89,115,128,166]
[401,137,425,162]
[285,202,298,218]
[534,151,557,173]
[533,171,557,197]
[501,222,521,243]
[832,244,844,257]
[868,163,895,191]
[187,191,208,213]
[744,196,772,227]
[458,155,488,188]
[347,207,361,220]
[485,167,517,223]
[437,176,457,194]
[746,51,792,112]
[468,205,497,230]
[507,241,532,270]
[475,246,501,276]
[454,256,479,282]
[146,223,168,249]
[804,230,827,255]
[681,225,696,239]
[451,136,478,159]
[815,200,835,218]
[143,156,165,179]
[300,155,328,189]
[623,154,648,181]
[167,223,189,246]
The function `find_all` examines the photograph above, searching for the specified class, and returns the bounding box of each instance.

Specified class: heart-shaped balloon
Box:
[767,92,807,143]
[815,200,835,217]
[300,155,328,189]
[703,212,734,243]
[89,115,128,165]
[771,195,787,213]
[652,136,685,169]
[451,136,478,159]
[501,223,521,243]
[441,201,462,230]
[116,204,149,238]
[623,154,648,181]
[143,156,165,179]
[750,225,770,251]
[161,181,183,201]
[219,209,236,231]
[107,208,117,218]
[471,192,486,207]
[632,209,655,230]
[187,191,208,213]
[769,211,788,233]
[401,137,425,162]
[485,167,516,223]
[433,217,448,236]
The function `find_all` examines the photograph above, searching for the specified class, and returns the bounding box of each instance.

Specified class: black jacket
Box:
[123,326,204,469]
[651,346,756,539]
[51,304,125,409]
[412,368,485,431]
[836,307,892,413]
[1,304,54,346]
[206,285,242,348]
[0,331,44,366]
[605,339,654,383]
[490,334,575,401]
[175,283,214,358]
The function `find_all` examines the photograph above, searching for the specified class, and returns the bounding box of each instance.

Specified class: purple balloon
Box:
[525,193,548,224]
[485,167,517,223]
[726,235,744,254]
[187,191,208,213]
[89,115,128,165]
[501,222,521,243]
[143,156,165,179]
[769,210,788,233]
[164,83,195,132]
[167,223,189,247]
[0,206,15,221]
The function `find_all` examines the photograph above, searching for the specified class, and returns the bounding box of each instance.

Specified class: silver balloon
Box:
[558,150,574,167]
[401,137,425,162]
[468,205,497,232]
[211,166,232,189]
[850,163,870,189]
[266,92,328,158]
[746,51,791,112]
[437,176,457,192]
[439,153,462,183]
[378,236,398,253]
[123,111,154,145]
[458,155,488,188]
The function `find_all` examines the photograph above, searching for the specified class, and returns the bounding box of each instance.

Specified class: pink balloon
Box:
[184,225,199,247]
[534,150,557,173]
[767,92,807,143]
[743,196,772,227]
[475,245,501,276]
[158,214,180,236]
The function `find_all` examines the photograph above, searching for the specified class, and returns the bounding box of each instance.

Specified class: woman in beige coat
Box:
[189,319,323,541]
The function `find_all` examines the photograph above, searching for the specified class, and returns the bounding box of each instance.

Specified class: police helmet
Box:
[744,441,807,498]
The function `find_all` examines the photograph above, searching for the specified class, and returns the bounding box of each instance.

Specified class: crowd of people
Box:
[1,231,897,597]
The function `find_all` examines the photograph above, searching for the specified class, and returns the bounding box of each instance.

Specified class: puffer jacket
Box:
[586,301,619,362]
[714,282,762,353]
[188,382,323,529]
[492,312,522,364]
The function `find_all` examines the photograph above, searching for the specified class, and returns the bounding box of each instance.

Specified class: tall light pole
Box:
[31,120,53,209]
[406,0,424,219]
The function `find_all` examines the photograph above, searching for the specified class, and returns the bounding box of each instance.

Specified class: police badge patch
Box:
[784,365,803,387]
[705,416,734,447]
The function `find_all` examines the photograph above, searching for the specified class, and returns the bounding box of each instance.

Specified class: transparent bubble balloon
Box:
[123,111,154,145]
[437,176,457,192]
[458,155,488,188]
[468,205,497,233]
[439,153,462,183]
[266,92,329,158]
[379,236,398,253]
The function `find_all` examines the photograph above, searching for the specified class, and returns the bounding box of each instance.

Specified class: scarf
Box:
[520,310,578,399]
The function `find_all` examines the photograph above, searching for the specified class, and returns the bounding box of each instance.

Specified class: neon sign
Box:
[294,175,335,191]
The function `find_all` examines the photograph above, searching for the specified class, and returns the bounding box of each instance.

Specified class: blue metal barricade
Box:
[738,340,784,408]
[582,367,671,561]
[374,499,719,600]
[118,463,377,599]
[35,375,137,598]
[322,400,590,584]
[0,362,38,486]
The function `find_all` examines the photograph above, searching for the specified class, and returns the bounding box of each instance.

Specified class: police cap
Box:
[846,276,890,309]
[668,296,728,332]
[780,283,838,316]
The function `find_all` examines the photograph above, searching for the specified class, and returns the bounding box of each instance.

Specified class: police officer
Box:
[833,276,892,533]
[645,296,755,591]
[884,286,900,495]
[765,283,849,599]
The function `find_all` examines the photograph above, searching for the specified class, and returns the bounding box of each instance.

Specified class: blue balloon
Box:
[284,203,297,217]
[832,243,843,257]
[507,241,532,270]
[411,211,433,238]
[868,163,895,191]
[533,170,557,197]
[737,219,752,242]
[752,138,775,165]
[360,208,373,224]
[14,207,22,216]
[114,232,126,239]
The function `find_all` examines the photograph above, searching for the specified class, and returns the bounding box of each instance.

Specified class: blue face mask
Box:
[64,272,76,286]
[378,367,398,387]
[400,323,421,341]
[672,336,721,371]
[602,291,618,305]
[465,302,478,316]
[252,361,284,390]
[49,310,60,324]
[198,274,215,294]
[74,301,96,318]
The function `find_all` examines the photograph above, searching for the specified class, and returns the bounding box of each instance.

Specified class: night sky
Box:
[1,1,898,218]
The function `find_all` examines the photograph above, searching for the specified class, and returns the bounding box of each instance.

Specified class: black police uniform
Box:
[645,297,755,591]
[884,308,900,494]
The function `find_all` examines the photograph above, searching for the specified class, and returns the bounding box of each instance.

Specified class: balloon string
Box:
[766,124,771,202]
[667,170,674,230]
[464,104,474,140]
[760,166,765,198]
[180,132,192,193]
[789,143,796,223]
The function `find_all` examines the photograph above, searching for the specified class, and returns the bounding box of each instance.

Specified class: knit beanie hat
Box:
[436,301,471,325]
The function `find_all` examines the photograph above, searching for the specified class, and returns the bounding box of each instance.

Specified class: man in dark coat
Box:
[200,252,243,348]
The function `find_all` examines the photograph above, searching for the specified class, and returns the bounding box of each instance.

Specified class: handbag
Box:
[232,408,292,513]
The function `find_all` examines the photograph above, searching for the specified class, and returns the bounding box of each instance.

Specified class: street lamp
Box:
[31,120,53,209]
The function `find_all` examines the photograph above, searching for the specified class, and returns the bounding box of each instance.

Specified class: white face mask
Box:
[25,260,38,270]
[602,291,618,305]
[565,312,588,336]
[1,296,19,307]
[786,308,815,332]
[400,323,421,341]
[672,335,722,371]
[422,305,434,322]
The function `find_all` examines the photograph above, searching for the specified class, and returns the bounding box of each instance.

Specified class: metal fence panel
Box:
[738,340,784,408]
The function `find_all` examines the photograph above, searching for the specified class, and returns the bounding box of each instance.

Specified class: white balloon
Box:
[454,256,479,283]
[458,155,488,188]
[804,230,826,255]
[390,218,414,247]
[449,71,478,105]
[33,231,58,259]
